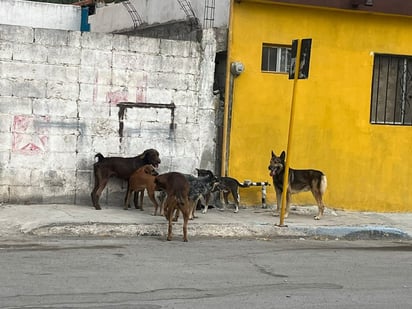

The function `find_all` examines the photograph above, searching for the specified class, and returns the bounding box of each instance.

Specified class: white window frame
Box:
[261,44,291,73]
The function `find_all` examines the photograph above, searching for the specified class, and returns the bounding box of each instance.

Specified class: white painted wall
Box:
[89,0,229,33]
[0,0,81,31]
[0,24,217,206]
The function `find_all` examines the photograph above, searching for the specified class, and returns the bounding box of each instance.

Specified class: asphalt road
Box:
[1,236,411,308]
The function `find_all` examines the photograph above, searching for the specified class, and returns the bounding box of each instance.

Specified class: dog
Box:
[154,172,190,242]
[196,168,250,213]
[184,172,219,219]
[124,164,162,215]
[268,150,327,220]
[91,149,161,210]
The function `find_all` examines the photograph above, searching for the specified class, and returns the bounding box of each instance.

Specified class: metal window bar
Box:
[371,54,412,125]
[122,0,143,28]
[177,0,197,20]
[204,0,215,28]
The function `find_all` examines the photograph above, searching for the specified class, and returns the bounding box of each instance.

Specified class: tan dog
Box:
[154,172,190,242]
[124,164,161,215]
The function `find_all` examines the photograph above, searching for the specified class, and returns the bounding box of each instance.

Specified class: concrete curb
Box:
[27,222,411,240]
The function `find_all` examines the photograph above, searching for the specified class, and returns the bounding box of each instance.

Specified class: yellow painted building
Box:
[223,0,412,212]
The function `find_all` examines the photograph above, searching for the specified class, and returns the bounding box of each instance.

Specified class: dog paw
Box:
[314,216,321,220]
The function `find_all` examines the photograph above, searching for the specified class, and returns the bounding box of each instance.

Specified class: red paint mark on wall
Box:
[136,74,148,103]
[106,88,129,106]
[12,115,49,155]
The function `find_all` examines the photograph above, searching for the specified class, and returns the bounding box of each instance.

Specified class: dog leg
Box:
[123,189,133,210]
[164,196,174,241]
[181,206,190,242]
[273,189,282,216]
[138,190,144,211]
[202,203,209,214]
[167,210,173,241]
[313,191,325,220]
[284,191,291,218]
[188,200,198,220]
[218,191,230,212]
[201,192,212,214]
[92,179,109,210]
[147,190,160,216]
[232,188,240,213]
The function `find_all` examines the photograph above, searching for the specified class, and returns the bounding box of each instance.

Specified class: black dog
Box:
[91,149,161,210]
[196,169,250,213]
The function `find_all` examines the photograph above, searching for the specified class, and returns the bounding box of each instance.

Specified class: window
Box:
[370,54,412,125]
[261,44,291,73]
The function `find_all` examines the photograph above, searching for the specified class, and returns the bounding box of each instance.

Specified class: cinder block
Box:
[0,41,12,60]
[79,67,111,85]
[8,168,31,186]
[33,98,77,118]
[9,186,43,204]
[47,134,77,153]
[81,32,114,51]
[47,46,81,66]
[12,80,46,99]
[34,28,70,46]
[81,49,113,69]
[43,152,77,170]
[46,81,79,100]
[46,65,79,83]
[112,34,129,51]
[0,185,10,202]
[0,132,11,151]
[0,25,33,43]
[0,79,13,96]
[129,36,160,54]
[12,43,48,63]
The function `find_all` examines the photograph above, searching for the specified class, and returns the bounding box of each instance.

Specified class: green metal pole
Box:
[278,39,302,227]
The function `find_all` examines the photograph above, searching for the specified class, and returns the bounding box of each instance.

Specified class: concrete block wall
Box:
[0,0,81,31]
[0,24,217,206]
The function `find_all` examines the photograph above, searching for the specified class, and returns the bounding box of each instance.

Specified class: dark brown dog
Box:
[91,149,161,210]
[124,164,161,215]
[154,172,190,242]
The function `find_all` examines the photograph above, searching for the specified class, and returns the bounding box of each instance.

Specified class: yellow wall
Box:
[227,1,412,212]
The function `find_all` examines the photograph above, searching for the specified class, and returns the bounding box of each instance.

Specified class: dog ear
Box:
[280,151,286,160]
[271,150,275,157]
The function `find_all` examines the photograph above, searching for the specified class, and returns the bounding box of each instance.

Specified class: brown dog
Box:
[154,172,190,242]
[91,149,161,210]
[124,164,162,215]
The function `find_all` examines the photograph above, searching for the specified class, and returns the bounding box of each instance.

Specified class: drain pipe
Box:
[221,1,234,177]
[221,0,245,177]
[222,61,244,176]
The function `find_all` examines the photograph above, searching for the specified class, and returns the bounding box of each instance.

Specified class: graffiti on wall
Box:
[12,115,49,155]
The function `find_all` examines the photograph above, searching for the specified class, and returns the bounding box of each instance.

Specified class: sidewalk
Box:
[0,203,411,240]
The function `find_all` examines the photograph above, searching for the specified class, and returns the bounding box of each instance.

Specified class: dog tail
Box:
[320,175,327,195]
[175,192,186,208]
[95,153,105,162]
